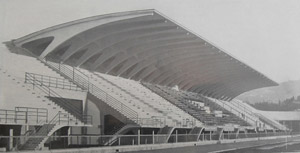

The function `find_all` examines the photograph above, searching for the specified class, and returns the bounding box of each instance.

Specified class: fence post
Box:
[25,111,28,124]
[9,129,13,151]
[175,130,178,143]
[138,129,140,145]
[49,136,52,150]
[152,131,154,144]
[6,110,8,123]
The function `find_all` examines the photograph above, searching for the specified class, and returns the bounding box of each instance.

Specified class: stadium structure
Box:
[0,9,293,152]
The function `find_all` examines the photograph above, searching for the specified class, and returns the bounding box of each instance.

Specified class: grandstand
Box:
[0,9,290,152]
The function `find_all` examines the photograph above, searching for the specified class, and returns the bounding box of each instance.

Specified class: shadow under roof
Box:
[4,9,278,100]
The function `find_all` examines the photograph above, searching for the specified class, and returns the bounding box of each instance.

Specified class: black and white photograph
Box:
[0,0,300,152]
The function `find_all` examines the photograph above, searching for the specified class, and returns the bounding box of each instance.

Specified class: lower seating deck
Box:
[143,83,250,126]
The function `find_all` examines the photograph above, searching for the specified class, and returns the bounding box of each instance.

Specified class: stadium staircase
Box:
[0,68,92,150]
[36,57,142,126]
[6,44,201,128]
[24,72,92,125]
[5,43,140,126]
[18,112,77,150]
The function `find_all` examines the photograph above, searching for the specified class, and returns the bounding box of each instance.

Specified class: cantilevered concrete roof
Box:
[4,9,278,100]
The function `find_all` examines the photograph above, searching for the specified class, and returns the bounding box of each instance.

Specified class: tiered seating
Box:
[1,52,62,81]
[143,83,216,125]
[180,92,249,126]
[143,83,249,126]
[0,68,84,126]
[78,69,201,128]
[181,91,250,126]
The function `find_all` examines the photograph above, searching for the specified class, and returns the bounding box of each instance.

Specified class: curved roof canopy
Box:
[4,9,278,100]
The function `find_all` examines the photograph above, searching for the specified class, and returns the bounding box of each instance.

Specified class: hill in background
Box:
[237,79,300,104]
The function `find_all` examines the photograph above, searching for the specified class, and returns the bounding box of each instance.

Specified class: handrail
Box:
[230,100,256,117]
[142,83,199,126]
[205,97,257,125]
[8,44,138,124]
[25,72,92,125]
[226,99,285,130]
[26,73,81,118]
[42,56,138,123]
[255,113,286,130]
[92,73,172,126]
[15,107,48,123]
[46,112,80,133]
[24,72,82,91]
[0,109,20,124]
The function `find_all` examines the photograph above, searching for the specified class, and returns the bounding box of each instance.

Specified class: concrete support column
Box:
[68,127,71,146]
[9,129,13,151]
[100,112,105,135]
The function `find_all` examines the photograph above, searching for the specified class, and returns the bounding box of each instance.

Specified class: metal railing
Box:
[25,72,92,125]
[218,99,286,130]
[231,100,287,130]
[0,107,48,124]
[255,113,287,130]
[0,109,17,124]
[41,57,138,123]
[46,112,80,132]
[15,46,138,124]
[92,73,190,127]
[206,97,259,126]
[15,107,48,124]
[15,111,83,151]
[24,72,82,91]
[142,83,199,126]
[3,131,297,151]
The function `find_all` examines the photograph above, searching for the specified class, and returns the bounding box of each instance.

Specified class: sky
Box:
[0,0,300,83]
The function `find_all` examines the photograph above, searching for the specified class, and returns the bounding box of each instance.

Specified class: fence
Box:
[1,131,296,151]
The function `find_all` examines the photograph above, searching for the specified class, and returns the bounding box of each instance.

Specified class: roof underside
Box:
[5,9,278,100]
